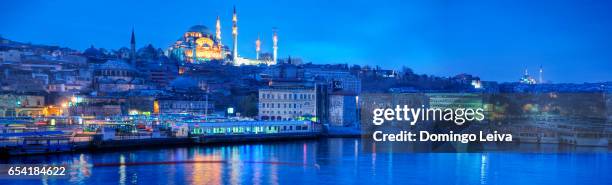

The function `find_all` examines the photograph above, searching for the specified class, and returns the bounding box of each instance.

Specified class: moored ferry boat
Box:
[189,120,319,136]
[188,120,321,143]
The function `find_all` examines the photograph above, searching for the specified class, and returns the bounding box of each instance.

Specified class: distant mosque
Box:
[519,66,544,84]
[167,6,277,66]
[168,24,228,63]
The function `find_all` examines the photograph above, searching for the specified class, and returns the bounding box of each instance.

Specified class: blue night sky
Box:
[1,0,612,83]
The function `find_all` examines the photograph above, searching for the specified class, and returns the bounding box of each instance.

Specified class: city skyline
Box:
[2,0,612,83]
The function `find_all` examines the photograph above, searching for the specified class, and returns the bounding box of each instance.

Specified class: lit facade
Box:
[166,6,279,66]
[258,87,317,121]
[0,94,45,117]
[168,25,227,63]
[520,69,537,84]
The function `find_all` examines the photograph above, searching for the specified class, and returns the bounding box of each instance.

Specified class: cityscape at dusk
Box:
[0,1,611,184]
[2,0,612,82]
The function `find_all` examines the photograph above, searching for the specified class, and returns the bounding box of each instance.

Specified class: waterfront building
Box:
[328,94,358,126]
[0,94,45,117]
[258,82,318,121]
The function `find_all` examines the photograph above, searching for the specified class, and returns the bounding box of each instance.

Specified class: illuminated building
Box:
[520,69,537,84]
[168,25,227,63]
[167,6,277,66]
[0,94,45,117]
[258,86,317,121]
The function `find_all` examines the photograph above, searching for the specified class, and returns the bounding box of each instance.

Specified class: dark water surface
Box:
[1,138,610,185]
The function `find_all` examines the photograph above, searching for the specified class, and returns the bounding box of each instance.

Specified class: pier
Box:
[0,116,324,155]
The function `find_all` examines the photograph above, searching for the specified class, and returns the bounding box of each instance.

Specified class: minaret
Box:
[232,6,238,62]
[273,30,278,64]
[215,16,222,42]
[255,35,261,60]
[130,28,136,65]
[539,65,543,84]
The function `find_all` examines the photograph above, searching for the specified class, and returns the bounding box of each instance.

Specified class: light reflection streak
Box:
[480,154,488,185]
[303,143,308,168]
[269,157,279,185]
[372,142,377,173]
[119,154,126,185]
[190,153,222,184]
[230,146,242,185]
[252,145,263,185]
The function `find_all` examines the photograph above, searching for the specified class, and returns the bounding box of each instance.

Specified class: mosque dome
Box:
[188,25,212,35]
[98,60,134,70]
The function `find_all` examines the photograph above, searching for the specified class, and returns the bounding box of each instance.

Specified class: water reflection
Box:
[480,154,488,185]
[119,154,125,185]
[1,139,611,185]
